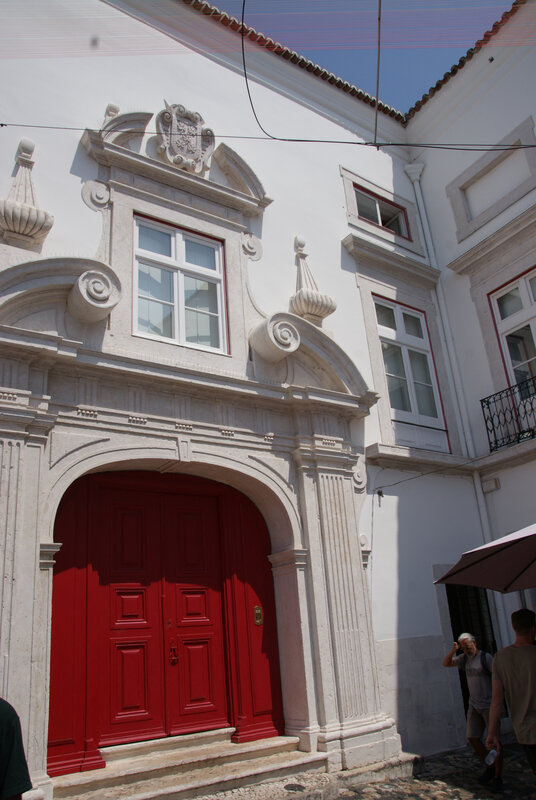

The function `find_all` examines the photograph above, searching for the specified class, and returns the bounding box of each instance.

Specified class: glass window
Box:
[375,303,396,330]
[497,287,522,319]
[374,298,443,427]
[134,219,226,352]
[403,313,423,338]
[355,186,409,239]
[492,269,536,386]
[185,238,217,270]
[138,225,172,257]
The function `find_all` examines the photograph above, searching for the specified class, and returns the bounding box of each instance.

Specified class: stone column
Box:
[0,421,55,800]
[293,441,401,770]
[269,549,320,752]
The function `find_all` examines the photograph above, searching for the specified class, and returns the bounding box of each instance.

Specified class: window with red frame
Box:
[491,268,536,386]
[355,187,410,239]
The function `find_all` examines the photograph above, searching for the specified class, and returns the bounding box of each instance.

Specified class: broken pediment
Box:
[0,256,121,331]
[249,311,377,410]
[82,103,272,217]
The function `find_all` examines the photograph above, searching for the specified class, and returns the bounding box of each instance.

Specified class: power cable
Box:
[1,121,534,153]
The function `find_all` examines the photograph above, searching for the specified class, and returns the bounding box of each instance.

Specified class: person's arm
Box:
[486,678,504,751]
[442,642,459,667]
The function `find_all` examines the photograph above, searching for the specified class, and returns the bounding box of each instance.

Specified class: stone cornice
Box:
[365,442,473,474]
[342,233,439,288]
[447,204,536,277]
[0,328,371,420]
[82,131,272,218]
[474,436,536,475]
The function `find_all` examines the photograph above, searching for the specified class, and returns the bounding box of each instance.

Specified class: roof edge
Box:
[404,0,527,123]
[180,0,406,124]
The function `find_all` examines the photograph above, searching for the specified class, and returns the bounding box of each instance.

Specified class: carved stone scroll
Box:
[67,268,121,322]
[249,314,300,363]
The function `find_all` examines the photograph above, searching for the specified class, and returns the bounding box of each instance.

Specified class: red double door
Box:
[48,472,284,776]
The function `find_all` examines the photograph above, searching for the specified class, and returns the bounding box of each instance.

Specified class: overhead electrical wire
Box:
[0,120,534,153]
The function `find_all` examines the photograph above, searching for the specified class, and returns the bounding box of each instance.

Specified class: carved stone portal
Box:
[156,101,215,174]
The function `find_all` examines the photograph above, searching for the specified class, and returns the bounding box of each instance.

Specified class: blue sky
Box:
[209,0,517,113]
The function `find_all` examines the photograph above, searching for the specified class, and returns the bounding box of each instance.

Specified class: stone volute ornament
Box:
[156,101,215,174]
[0,139,54,249]
[289,236,336,326]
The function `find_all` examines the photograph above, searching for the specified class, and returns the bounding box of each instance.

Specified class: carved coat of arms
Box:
[156,101,215,175]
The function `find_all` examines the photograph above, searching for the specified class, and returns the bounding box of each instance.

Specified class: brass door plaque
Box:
[254,605,263,626]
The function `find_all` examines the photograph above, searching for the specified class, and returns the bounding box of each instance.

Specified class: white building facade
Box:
[0,1,535,798]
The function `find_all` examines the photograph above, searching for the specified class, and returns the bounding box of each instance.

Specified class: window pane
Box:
[506,325,536,383]
[184,277,218,314]
[529,275,536,303]
[138,263,173,302]
[138,225,172,257]
[382,341,406,378]
[413,383,438,417]
[403,313,423,338]
[497,287,522,319]
[355,190,379,224]
[185,239,217,270]
[138,298,173,338]
[408,350,432,384]
[185,309,220,348]
[378,199,407,237]
[386,375,411,412]
[375,303,396,330]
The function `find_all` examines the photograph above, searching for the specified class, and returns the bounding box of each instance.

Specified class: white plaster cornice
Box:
[342,233,439,288]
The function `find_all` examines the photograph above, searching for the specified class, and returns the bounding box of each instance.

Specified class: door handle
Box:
[168,639,178,666]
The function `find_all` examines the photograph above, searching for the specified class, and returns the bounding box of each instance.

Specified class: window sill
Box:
[343,233,438,288]
[366,442,471,473]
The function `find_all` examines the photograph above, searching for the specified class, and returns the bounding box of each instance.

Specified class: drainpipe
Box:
[405,162,510,646]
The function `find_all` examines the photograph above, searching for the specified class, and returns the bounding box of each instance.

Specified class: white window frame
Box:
[490,267,536,387]
[340,166,425,258]
[354,186,410,240]
[133,217,228,354]
[374,296,445,430]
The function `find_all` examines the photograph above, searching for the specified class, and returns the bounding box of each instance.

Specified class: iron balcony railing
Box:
[481,375,536,452]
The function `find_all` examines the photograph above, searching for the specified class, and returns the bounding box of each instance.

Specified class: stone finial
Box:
[289,236,336,326]
[0,139,54,249]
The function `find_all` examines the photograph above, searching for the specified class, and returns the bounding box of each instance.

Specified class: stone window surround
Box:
[448,204,536,395]
[488,264,536,387]
[445,117,536,244]
[340,166,425,258]
[343,230,455,455]
[373,295,446,432]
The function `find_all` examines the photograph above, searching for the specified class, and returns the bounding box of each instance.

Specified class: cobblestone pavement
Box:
[336,744,536,800]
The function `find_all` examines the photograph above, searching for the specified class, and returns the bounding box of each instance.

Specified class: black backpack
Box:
[458,650,491,676]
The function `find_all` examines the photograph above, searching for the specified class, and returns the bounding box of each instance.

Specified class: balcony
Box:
[481,376,536,452]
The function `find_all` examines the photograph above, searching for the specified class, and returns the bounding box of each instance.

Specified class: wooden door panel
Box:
[180,636,218,712]
[90,487,166,746]
[163,496,229,734]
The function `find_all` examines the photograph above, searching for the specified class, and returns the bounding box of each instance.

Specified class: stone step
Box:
[101,728,236,764]
[52,734,328,800]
